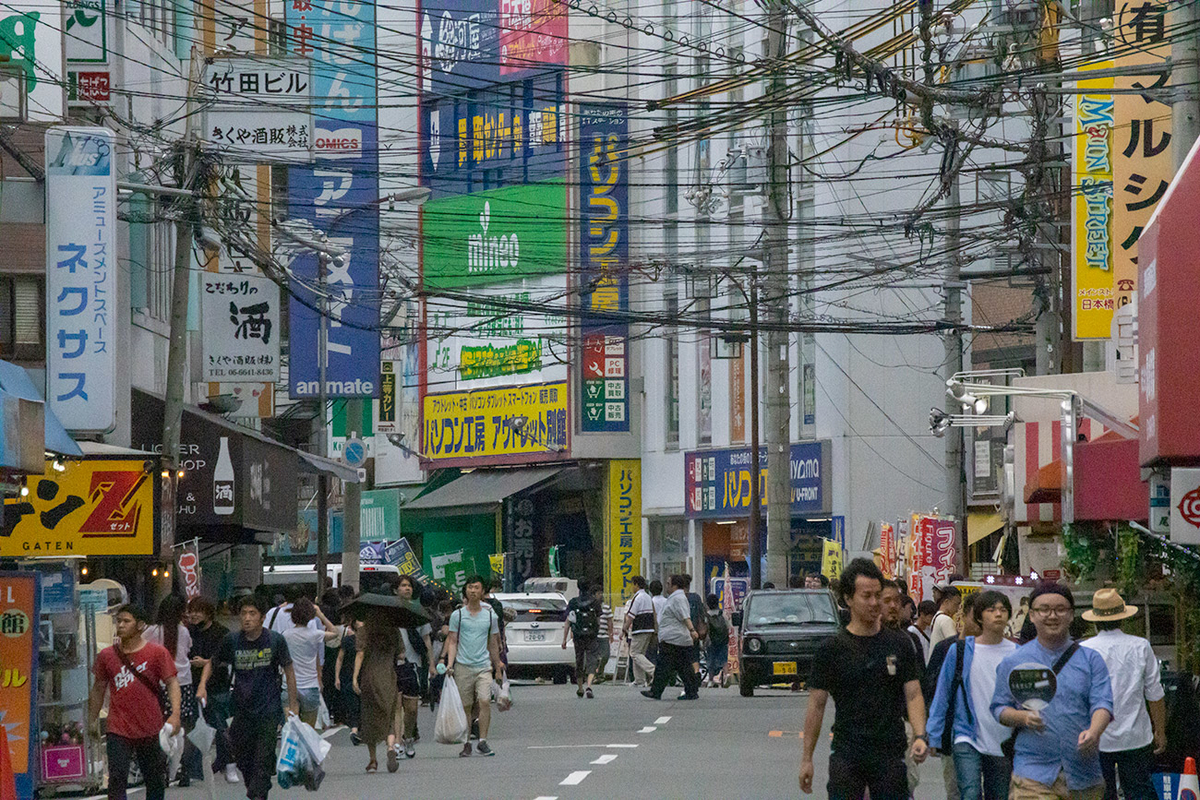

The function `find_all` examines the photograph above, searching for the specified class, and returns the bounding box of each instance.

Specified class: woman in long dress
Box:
[354,613,401,773]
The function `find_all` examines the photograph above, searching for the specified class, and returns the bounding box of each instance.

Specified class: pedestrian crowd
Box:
[801,557,1171,800]
[88,572,515,800]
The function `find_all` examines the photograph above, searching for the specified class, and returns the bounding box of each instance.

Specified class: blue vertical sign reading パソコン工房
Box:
[579,104,630,432]
[286,0,380,399]
[45,127,117,433]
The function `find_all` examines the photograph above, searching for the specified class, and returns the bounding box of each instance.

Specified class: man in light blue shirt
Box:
[991,584,1113,799]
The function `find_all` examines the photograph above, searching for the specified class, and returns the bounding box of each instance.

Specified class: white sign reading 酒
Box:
[201,274,281,382]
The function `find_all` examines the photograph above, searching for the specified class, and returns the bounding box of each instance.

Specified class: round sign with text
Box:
[1008,662,1057,711]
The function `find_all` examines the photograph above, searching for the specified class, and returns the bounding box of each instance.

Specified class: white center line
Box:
[532,796,559,800]
[654,715,672,724]
[590,753,619,765]
[607,743,639,748]
[560,771,592,786]
[637,725,657,733]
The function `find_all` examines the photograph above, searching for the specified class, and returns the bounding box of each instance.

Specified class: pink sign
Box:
[499,0,568,74]
[177,542,201,600]
[922,517,958,598]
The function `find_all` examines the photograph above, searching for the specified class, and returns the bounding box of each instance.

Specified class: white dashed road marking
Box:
[529,743,637,749]
[560,771,592,786]
[637,725,657,733]
[607,743,638,748]
[532,796,558,799]
[590,753,619,765]
[654,715,672,724]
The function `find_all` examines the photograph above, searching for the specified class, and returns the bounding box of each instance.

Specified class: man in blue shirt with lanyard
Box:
[991,583,1113,800]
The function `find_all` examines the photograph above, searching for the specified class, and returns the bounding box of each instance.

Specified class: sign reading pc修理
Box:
[684,441,832,519]
[579,104,630,432]
[422,381,568,465]
[286,0,380,399]
[45,127,117,433]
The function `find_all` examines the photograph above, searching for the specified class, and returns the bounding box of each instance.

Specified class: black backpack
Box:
[707,610,729,642]
[572,598,601,639]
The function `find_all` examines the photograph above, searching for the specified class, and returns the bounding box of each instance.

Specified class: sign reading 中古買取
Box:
[45,127,118,433]
[423,381,568,464]
[684,441,832,519]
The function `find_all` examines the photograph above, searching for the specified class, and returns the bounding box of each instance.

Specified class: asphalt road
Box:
[95,681,952,799]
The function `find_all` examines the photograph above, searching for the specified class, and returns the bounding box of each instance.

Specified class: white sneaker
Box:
[224,765,241,784]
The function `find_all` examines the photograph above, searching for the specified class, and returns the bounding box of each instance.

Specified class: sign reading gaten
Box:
[1,458,156,556]
[423,381,568,463]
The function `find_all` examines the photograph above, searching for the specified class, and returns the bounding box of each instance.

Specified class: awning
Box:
[1075,436,1148,521]
[1025,461,1061,505]
[0,359,82,458]
[967,511,1004,545]
[403,466,567,516]
[298,450,360,482]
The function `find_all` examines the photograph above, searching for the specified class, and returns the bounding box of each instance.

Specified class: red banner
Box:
[176,541,201,600]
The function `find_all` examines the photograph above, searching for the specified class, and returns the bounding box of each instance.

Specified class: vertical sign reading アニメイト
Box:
[579,104,631,432]
[1072,64,1115,340]
[607,459,641,605]
[0,572,40,800]
[286,0,381,399]
[45,128,117,433]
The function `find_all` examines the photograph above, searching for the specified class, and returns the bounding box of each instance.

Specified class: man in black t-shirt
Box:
[199,593,297,800]
[800,558,929,799]
[187,597,235,782]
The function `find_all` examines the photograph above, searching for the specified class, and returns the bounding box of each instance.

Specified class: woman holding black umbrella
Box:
[353,611,402,773]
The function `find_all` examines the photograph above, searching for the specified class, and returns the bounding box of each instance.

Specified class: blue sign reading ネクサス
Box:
[684,441,832,519]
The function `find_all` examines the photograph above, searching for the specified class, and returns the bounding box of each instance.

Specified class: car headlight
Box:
[745,637,762,654]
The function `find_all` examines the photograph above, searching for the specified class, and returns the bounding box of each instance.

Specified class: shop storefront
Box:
[683,440,834,587]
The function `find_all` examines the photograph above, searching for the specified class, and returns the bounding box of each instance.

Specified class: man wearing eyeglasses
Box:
[991,584,1113,800]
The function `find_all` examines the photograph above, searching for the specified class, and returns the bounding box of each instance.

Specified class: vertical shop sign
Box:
[1072,63,1116,340]
[879,522,896,579]
[176,540,202,599]
[579,104,630,431]
[607,459,641,604]
[286,0,380,398]
[45,128,117,433]
[730,353,746,443]
[1112,1,1171,312]
[0,571,39,800]
[505,496,537,587]
[64,0,107,63]
[0,5,65,120]
[923,516,958,594]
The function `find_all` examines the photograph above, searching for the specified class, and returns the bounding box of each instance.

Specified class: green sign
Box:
[361,489,401,543]
[423,182,567,288]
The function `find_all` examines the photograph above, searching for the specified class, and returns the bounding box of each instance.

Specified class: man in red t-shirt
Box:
[89,603,181,800]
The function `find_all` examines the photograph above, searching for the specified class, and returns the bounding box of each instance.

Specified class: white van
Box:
[262,563,400,595]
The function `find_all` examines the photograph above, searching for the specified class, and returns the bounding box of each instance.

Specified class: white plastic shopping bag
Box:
[188,710,215,755]
[276,715,310,783]
[434,674,469,744]
[315,695,332,731]
[158,722,184,777]
[292,716,332,765]
[491,675,513,711]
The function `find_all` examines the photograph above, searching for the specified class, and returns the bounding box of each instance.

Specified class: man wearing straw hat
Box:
[1080,589,1167,800]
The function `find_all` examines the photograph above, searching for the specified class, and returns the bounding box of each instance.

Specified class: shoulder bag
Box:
[1001,642,1079,760]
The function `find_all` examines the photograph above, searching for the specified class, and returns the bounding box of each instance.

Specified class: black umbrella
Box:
[340,593,431,628]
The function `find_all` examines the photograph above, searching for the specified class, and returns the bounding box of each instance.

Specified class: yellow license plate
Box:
[773,662,797,675]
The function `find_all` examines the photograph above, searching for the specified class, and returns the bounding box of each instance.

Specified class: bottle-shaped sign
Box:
[214,436,235,515]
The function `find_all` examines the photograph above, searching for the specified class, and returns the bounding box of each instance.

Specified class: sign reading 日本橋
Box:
[45,127,118,433]
[286,0,381,399]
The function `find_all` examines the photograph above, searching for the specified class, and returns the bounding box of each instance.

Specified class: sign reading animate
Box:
[684,441,832,519]
[0,572,38,799]
[579,104,630,431]
[606,459,641,605]
[423,380,568,464]
[1,459,157,556]
[287,0,381,398]
[46,127,117,433]
[1072,64,1116,340]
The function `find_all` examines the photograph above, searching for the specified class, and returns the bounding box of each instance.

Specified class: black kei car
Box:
[736,588,840,696]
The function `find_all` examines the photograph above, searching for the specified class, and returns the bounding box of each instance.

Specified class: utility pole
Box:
[944,173,966,562]
[342,399,363,592]
[161,47,203,552]
[748,281,762,589]
[1173,0,1200,172]
[763,0,792,587]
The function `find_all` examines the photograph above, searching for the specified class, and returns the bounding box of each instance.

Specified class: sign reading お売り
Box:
[1,458,156,556]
